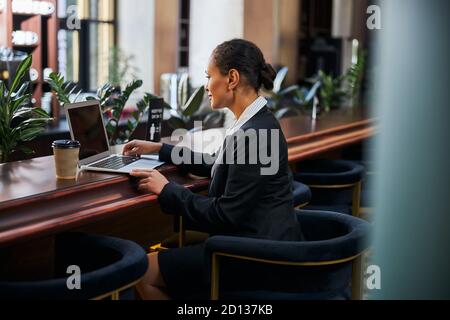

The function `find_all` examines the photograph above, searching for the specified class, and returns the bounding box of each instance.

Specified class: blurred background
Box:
[1,0,374,141]
[0,0,449,299]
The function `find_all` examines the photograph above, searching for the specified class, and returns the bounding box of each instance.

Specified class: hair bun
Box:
[260,63,277,91]
[213,39,275,91]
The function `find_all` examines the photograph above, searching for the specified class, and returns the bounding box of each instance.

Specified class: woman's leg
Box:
[136,252,171,300]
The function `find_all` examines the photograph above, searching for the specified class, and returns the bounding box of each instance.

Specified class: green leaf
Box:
[20,127,45,141]
[274,107,302,120]
[72,90,83,103]
[7,55,32,100]
[105,118,118,140]
[0,57,53,161]
[279,85,301,97]
[12,107,34,120]
[19,117,51,126]
[144,94,171,110]
[48,72,79,105]
[32,107,51,118]
[162,101,172,110]
[132,111,140,121]
[0,82,6,121]
[67,84,79,97]
[178,73,190,107]
[0,122,7,143]
[273,67,289,94]
[345,50,366,102]
[127,119,134,131]
[203,111,224,130]
[97,83,114,101]
[317,69,348,111]
[181,86,204,117]
[136,100,147,113]
[112,107,121,120]
[10,94,32,116]
[0,80,5,99]
[13,82,30,98]
[305,81,321,103]
[145,93,159,100]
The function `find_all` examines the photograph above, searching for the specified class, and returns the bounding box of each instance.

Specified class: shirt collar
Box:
[226,96,267,136]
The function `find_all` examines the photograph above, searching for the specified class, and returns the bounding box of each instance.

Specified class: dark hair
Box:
[213,39,277,91]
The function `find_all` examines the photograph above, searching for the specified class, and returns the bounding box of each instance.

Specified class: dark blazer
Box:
[158,107,302,241]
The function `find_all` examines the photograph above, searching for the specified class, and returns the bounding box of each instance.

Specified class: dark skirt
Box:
[158,243,210,300]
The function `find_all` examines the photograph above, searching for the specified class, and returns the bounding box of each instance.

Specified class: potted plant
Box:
[167,85,204,129]
[264,67,320,119]
[265,50,366,119]
[49,73,159,146]
[263,67,309,119]
[316,70,348,112]
[346,51,366,108]
[0,55,52,163]
[310,51,366,113]
[91,80,152,145]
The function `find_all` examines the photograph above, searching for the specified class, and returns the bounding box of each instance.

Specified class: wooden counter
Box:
[0,109,375,249]
[280,109,375,162]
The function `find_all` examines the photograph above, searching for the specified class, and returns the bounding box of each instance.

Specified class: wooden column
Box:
[244,0,277,64]
[244,0,300,85]
[278,0,300,84]
[154,0,179,95]
[20,15,43,107]
[46,0,59,122]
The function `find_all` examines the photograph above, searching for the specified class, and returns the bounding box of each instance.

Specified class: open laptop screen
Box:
[67,105,109,160]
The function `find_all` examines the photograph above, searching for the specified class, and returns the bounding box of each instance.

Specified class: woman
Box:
[124,39,302,300]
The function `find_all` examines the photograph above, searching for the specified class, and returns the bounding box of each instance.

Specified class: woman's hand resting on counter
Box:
[130,169,169,195]
[123,140,163,157]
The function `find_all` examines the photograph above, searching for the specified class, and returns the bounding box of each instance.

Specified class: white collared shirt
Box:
[225,96,268,137]
[211,96,268,176]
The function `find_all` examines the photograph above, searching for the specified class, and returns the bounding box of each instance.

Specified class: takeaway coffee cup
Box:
[52,140,80,179]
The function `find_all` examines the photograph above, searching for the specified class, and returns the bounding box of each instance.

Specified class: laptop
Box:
[65,101,165,174]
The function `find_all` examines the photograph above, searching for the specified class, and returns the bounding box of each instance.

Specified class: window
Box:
[57,0,116,91]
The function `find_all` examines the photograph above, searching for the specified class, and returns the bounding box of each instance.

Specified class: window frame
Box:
[57,0,117,92]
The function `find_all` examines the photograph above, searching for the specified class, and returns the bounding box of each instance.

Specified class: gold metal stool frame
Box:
[306,181,362,218]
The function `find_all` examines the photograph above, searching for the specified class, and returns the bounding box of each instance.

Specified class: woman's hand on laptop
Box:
[130,169,169,195]
[123,140,163,157]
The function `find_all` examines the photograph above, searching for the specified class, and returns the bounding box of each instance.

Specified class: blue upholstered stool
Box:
[0,233,149,300]
[152,182,311,252]
[206,209,371,300]
[294,160,365,217]
[292,181,312,208]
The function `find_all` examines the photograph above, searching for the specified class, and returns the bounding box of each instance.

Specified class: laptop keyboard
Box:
[90,156,139,170]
